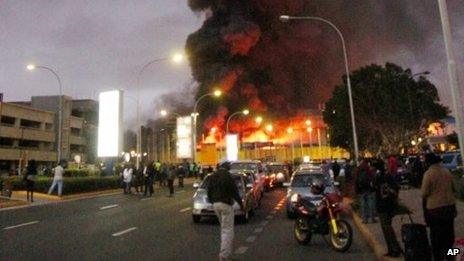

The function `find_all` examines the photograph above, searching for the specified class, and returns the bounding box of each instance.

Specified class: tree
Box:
[323,63,449,155]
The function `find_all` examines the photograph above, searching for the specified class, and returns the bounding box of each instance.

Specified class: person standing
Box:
[24,160,37,202]
[207,162,244,261]
[144,161,155,197]
[122,164,133,194]
[355,159,377,223]
[134,163,144,195]
[373,160,402,257]
[332,160,341,180]
[177,164,185,188]
[48,161,64,196]
[421,153,457,261]
[167,165,176,197]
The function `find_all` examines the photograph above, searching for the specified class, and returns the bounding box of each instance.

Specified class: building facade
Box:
[0,96,98,173]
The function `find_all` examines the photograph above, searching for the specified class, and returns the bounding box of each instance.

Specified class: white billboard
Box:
[226,134,239,161]
[176,116,192,159]
[97,90,123,157]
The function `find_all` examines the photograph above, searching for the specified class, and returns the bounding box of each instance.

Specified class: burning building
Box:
[184,0,461,152]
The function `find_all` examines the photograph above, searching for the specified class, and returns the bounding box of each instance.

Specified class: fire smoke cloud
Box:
[186,0,464,132]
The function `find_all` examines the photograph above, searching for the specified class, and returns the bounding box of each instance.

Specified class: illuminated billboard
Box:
[176,116,192,159]
[97,90,123,157]
[226,134,239,161]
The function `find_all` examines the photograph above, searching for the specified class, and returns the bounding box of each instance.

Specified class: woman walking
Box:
[24,160,37,202]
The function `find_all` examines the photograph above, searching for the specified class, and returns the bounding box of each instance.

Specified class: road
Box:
[0,185,375,260]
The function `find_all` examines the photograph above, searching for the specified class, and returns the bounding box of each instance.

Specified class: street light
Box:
[265,124,273,132]
[135,52,184,169]
[280,15,359,163]
[305,120,312,126]
[255,116,263,125]
[226,109,250,134]
[26,63,63,163]
[192,89,223,163]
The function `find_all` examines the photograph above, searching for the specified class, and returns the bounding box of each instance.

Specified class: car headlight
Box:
[291,194,299,202]
[193,203,203,209]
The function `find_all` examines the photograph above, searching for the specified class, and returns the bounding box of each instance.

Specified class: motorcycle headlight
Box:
[291,194,299,202]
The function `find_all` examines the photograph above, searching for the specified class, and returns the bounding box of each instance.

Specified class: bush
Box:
[9,176,120,195]
[64,169,101,177]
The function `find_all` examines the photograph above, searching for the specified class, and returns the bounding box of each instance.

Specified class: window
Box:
[20,119,41,129]
[0,138,13,147]
[1,116,15,125]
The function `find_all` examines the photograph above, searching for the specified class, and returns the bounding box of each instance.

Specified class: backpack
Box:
[356,169,372,192]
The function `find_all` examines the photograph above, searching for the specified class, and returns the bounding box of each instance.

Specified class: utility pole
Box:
[438,0,464,167]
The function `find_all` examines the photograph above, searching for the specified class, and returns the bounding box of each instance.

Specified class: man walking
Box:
[355,159,377,223]
[207,162,244,261]
[421,153,457,261]
[48,161,64,196]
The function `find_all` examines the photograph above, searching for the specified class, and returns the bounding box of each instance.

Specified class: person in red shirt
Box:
[387,155,398,176]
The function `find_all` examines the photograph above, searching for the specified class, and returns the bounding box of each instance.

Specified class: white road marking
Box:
[260,220,269,226]
[112,227,137,237]
[141,198,152,201]
[270,210,277,214]
[234,246,248,255]
[180,207,191,213]
[266,215,273,220]
[100,204,119,210]
[3,221,39,230]
[245,236,257,243]
[254,227,263,233]
[177,190,185,193]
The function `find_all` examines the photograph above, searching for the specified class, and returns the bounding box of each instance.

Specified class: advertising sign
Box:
[97,90,123,157]
[226,134,239,161]
[176,116,192,159]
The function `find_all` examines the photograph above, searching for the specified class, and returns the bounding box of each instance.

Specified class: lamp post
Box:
[437,0,464,168]
[287,127,295,162]
[135,53,184,169]
[226,109,250,134]
[27,64,63,163]
[280,15,359,163]
[192,90,222,163]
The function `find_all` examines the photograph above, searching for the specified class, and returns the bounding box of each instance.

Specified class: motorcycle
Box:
[293,192,353,252]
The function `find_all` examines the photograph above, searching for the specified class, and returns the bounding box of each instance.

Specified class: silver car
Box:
[192,173,254,223]
[284,170,338,218]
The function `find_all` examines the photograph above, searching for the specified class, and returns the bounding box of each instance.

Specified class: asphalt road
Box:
[0,185,375,260]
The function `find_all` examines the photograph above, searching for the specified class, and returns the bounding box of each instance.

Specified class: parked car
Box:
[265,162,289,188]
[441,152,463,172]
[284,170,338,218]
[191,173,254,223]
[297,162,322,171]
[229,160,265,205]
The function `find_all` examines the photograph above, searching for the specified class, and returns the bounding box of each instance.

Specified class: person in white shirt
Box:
[122,164,133,194]
[48,162,64,196]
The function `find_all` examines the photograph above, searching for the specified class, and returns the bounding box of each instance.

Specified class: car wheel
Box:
[192,215,201,223]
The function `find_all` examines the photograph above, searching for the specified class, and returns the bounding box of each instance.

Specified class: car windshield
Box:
[291,173,331,187]
[442,154,455,164]
[230,163,257,171]
[268,165,285,172]
[200,175,244,189]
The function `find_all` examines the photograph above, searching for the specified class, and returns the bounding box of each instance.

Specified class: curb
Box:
[1,178,198,212]
[352,212,401,261]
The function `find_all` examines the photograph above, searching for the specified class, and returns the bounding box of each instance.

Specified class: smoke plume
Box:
[185,0,464,134]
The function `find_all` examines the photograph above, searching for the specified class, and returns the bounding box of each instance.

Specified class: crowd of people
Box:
[119,161,213,197]
[351,153,457,260]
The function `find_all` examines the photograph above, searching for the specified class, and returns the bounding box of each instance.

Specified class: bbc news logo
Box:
[447,248,460,257]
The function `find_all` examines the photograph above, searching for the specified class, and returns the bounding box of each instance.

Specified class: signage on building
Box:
[176,116,192,159]
[97,90,123,157]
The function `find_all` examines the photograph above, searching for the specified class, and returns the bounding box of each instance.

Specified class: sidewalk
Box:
[2,177,198,210]
[353,188,464,261]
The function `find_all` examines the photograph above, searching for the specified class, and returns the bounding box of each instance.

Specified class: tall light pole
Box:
[437,0,464,167]
[226,109,250,134]
[27,64,63,163]
[135,53,184,169]
[280,15,359,162]
[192,90,222,163]
[287,127,295,162]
